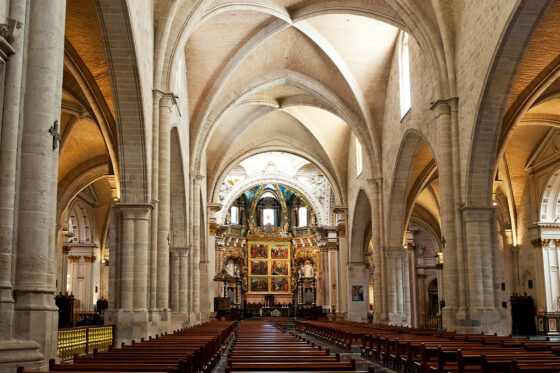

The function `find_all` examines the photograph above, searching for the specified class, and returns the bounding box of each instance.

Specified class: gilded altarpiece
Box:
[247,238,292,294]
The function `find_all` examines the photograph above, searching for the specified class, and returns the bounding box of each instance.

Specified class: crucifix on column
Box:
[49,120,61,150]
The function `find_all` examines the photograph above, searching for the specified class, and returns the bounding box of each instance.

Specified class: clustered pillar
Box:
[169,246,189,315]
[190,175,203,321]
[156,95,173,314]
[105,204,152,344]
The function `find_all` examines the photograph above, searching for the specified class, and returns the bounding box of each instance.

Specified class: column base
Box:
[443,307,507,335]
[0,340,44,372]
[373,311,388,323]
[388,312,409,326]
[13,290,58,368]
[170,312,190,330]
[105,309,149,345]
[189,312,201,324]
[0,288,15,340]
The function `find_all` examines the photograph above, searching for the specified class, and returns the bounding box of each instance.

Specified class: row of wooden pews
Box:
[18,321,237,373]
[226,321,367,372]
[297,321,560,373]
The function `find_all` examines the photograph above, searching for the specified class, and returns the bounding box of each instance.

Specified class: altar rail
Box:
[57,325,114,361]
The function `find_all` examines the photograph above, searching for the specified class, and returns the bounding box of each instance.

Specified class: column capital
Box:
[153,89,178,104]
[207,203,222,213]
[170,246,190,256]
[459,206,495,222]
[367,178,383,191]
[190,174,205,183]
[384,247,406,259]
[117,203,153,219]
[429,97,458,117]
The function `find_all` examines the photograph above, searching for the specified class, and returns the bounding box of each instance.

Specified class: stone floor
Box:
[212,322,396,373]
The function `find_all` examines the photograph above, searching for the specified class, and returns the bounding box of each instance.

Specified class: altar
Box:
[213,183,339,318]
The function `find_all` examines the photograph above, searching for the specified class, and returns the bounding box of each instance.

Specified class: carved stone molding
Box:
[170,246,190,257]
[83,256,96,263]
[68,256,80,263]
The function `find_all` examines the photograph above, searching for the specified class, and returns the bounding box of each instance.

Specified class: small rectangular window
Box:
[399,32,411,119]
[263,208,275,225]
[230,206,239,225]
[298,207,308,227]
[356,138,363,176]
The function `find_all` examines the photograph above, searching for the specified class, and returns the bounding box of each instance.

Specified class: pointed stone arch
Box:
[95,0,149,203]
[350,189,373,263]
[191,70,375,177]
[466,0,553,207]
[386,130,438,249]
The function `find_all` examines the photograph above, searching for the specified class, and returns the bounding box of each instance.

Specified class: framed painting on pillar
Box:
[352,285,364,301]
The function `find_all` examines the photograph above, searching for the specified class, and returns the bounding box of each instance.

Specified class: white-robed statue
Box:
[226,258,238,277]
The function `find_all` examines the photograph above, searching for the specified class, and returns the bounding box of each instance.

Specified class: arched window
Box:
[356,138,363,176]
[298,207,308,227]
[68,203,91,243]
[399,31,411,119]
[230,206,239,225]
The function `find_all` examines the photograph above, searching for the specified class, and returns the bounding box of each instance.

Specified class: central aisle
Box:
[225,321,362,372]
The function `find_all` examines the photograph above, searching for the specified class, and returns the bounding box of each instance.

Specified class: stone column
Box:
[179,247,189,314]
[207,204,220,311]
[431,100,464,330]
[157,94,173,313]
[191,175,203,321]
[150,91,161,311]
[199,260,209,320]
[319,248,329,307]
[107,205,121,309]
[133,206,151,310]
[368,178,386,322]
[406,245,416,326]
[169,247,180,312]
[417,274,427,326]
[530,236,552,313]
[0,2,20,338]
[385,247,406,324]
[9,0,66,368]
[332,206,347,314]
[188,249,193,314]
[460,207,504,334]
[328,246,338,312]
[106,204,152,344]
[120,208,135,309]
[119,204,152,310]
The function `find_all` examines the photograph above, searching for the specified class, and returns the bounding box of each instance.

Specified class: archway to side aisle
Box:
[347,189,373,322]
[385,130,442,327]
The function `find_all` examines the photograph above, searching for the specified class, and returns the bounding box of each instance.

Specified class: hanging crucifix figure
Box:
[49,120,61,150]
